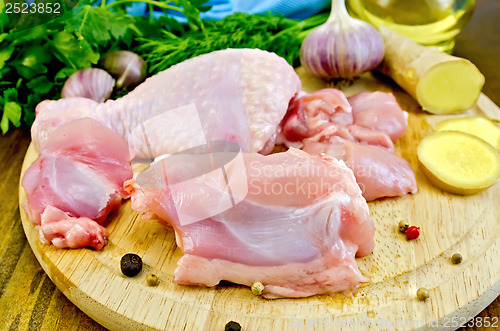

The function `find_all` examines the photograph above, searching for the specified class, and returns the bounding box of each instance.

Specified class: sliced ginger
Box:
[435,117,500,149]
[379,27,485,114]
[418,131,500,195]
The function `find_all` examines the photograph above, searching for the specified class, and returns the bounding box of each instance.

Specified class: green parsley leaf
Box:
[1,88,22,134]
[1,101,21,133]
[51,31,100,69]
[0,44,14,70]
[54,67,77,82]
[26,76,54,95]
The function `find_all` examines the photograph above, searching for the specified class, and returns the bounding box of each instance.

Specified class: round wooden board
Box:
[19,70,500,331]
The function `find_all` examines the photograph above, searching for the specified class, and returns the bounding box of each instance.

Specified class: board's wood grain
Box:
[18,71,500,331]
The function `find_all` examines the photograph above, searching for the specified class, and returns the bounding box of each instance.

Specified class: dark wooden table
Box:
[1,1,499,329]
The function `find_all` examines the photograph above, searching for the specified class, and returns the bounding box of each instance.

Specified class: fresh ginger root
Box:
[378,26,485,114]
[418,131,500,195]
[435,116,500,149]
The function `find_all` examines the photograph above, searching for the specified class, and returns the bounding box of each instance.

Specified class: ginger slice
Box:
[379,26,485,115]
[435,116,500,149]
[418,131,500,195]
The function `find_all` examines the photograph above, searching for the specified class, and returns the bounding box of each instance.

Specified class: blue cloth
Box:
[125,0,330,21]
[231,0,330,20]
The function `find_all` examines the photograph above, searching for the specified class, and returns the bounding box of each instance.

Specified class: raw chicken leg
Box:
[32,49,301,158]
[126,147,374,298]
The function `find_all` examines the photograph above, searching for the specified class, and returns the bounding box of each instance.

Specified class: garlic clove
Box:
[61,68,115,103]
[300,0,385,79]
[101,50,147,89]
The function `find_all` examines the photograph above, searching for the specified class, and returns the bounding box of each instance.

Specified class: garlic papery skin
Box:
[300,0,385,79]
[62,68,115,103]
[101,50,147,89]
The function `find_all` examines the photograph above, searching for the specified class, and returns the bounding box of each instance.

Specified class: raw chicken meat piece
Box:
[126,147,374,298]
[348,91,408,142]
[279,88,416,200]
[303,138,417,201]
[279,88,352,143]
[278,88,395,150]
[38,206,109,250]
[32,49,301,158]
[343,124,395,151]
[22,118,133,249]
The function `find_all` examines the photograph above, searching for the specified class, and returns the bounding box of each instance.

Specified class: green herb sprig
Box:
[137,12,328,74]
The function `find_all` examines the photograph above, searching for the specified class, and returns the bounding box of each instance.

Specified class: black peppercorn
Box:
[120,253,142,277]
[225,321,241,331]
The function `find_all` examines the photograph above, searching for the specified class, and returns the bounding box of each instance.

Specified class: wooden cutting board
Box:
[19,70,500,331]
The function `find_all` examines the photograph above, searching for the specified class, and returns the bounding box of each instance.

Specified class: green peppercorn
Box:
[120,253,142,277]
[451,253,463,264]
[251,282,265,296]
[225,321,241,331]
[417,287,429,301]
[398,220,410,233]
[146,274,158,286]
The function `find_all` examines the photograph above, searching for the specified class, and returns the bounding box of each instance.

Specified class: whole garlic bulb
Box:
[101,50,147,89]
[300,0,385,79]
[62,68,115,103]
